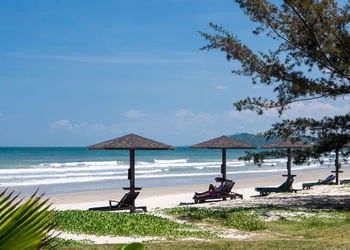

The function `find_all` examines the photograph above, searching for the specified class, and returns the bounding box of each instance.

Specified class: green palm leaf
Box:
[118,242,145,250]
[0,189,55,250]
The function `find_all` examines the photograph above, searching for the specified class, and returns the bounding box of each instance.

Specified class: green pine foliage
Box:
[201,0,350,115]
[200,0,350,164]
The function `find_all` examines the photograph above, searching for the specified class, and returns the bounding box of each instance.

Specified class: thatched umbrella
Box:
[261,139,313,177]
[190,136,257,183]
[89,133,174,211]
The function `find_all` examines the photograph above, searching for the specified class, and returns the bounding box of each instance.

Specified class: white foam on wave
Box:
[0,165,129,174]
[1,154,340,188]
[0,156,309,177]
[194,167,204,170]
[136,169,163,174]
[0,169,162,181]
[263,159,288,163]
[1,176,127,187]
[0,163,341,187]
[0,161,204,175]
[228,163,245,167]
[154,159,188,164]
[39,161,120,167]
[0,171,126,180]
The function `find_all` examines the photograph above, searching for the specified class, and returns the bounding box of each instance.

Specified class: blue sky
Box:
[1,0,349,146]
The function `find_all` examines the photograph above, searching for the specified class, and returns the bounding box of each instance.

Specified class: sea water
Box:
[0,147,345,195]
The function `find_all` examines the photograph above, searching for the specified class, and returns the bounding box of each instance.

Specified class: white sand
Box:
[47,170,350,244]
[49,169,350,211]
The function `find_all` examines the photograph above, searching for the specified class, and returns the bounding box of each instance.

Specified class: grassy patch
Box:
[267,211,350,239]
[52,207,350,249]
[164,206,267,231]
[143,239,350,249]
[53,210,214,239]
[163,206,350,232]
[45,238,86,249]
[53,238,350,250]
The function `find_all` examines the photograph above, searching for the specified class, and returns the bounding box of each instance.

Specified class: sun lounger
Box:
[340,179,350,185]
[89,192,147,212]
[302,175,335,189]
[193,181,243,203]
[255,176,295,196]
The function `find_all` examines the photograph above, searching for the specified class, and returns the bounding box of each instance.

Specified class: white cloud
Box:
[195,112,218,122]
[45,100,350,146]
[183,112,218,126]
[282,100,350,119]
[175,109,194,117]
[224,110,250,119]
[51,120,87,129]
[216,85,228,90]
[223,100,350,121]
[125,110,146,118]
[223,110,257,122]
[175,110,217,123]
[52,120,71,128]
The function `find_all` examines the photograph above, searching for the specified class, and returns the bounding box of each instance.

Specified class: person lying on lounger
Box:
[194,181,228,198]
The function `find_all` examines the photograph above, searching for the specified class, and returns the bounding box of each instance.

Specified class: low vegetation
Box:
[164,206,267,231]
[53,210,214,239]
[52,206,350,249]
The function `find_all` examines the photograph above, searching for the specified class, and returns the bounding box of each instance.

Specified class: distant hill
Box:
[229,133,277,146]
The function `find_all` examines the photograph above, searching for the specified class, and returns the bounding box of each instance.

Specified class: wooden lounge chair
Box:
[109,191,147,212]
[302,175,335,189]
[255,176,296,196]
[89,192,147,212]
[340,179,350,185]
[193,181,243,203]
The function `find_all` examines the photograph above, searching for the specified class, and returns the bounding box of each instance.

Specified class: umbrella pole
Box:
[222,149,226,181]
[287,148,291,177]
[335,149,339,185]
[222,149,227,200]
[130,149,135,211]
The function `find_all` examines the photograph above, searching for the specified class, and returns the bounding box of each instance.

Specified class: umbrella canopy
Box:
[261,138,312,149]
[190,136,257,182]
[190,135,257,149]
[89,134,174,211]
[261,138,313,177]
[88,133,175,150]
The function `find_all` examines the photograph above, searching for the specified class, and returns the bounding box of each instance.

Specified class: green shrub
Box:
[54,210,213,239]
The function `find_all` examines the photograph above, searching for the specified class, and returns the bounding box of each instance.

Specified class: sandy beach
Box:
[48,169,350,211]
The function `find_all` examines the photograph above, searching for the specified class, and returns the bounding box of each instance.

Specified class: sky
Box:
[1,0,349,146]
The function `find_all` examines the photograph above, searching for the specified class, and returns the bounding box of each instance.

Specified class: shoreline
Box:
[47,169,350,211]
[1,163,344,196]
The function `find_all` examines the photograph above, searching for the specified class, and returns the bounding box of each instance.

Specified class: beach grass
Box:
[47,238,86,249]
[163,206,277,231]
[52,206,350,249]
[53,210,214,239]
[266,211,350,239]
[54,238,350,250]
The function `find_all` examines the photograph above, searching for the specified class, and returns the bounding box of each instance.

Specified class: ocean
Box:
[0,147,345,195]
